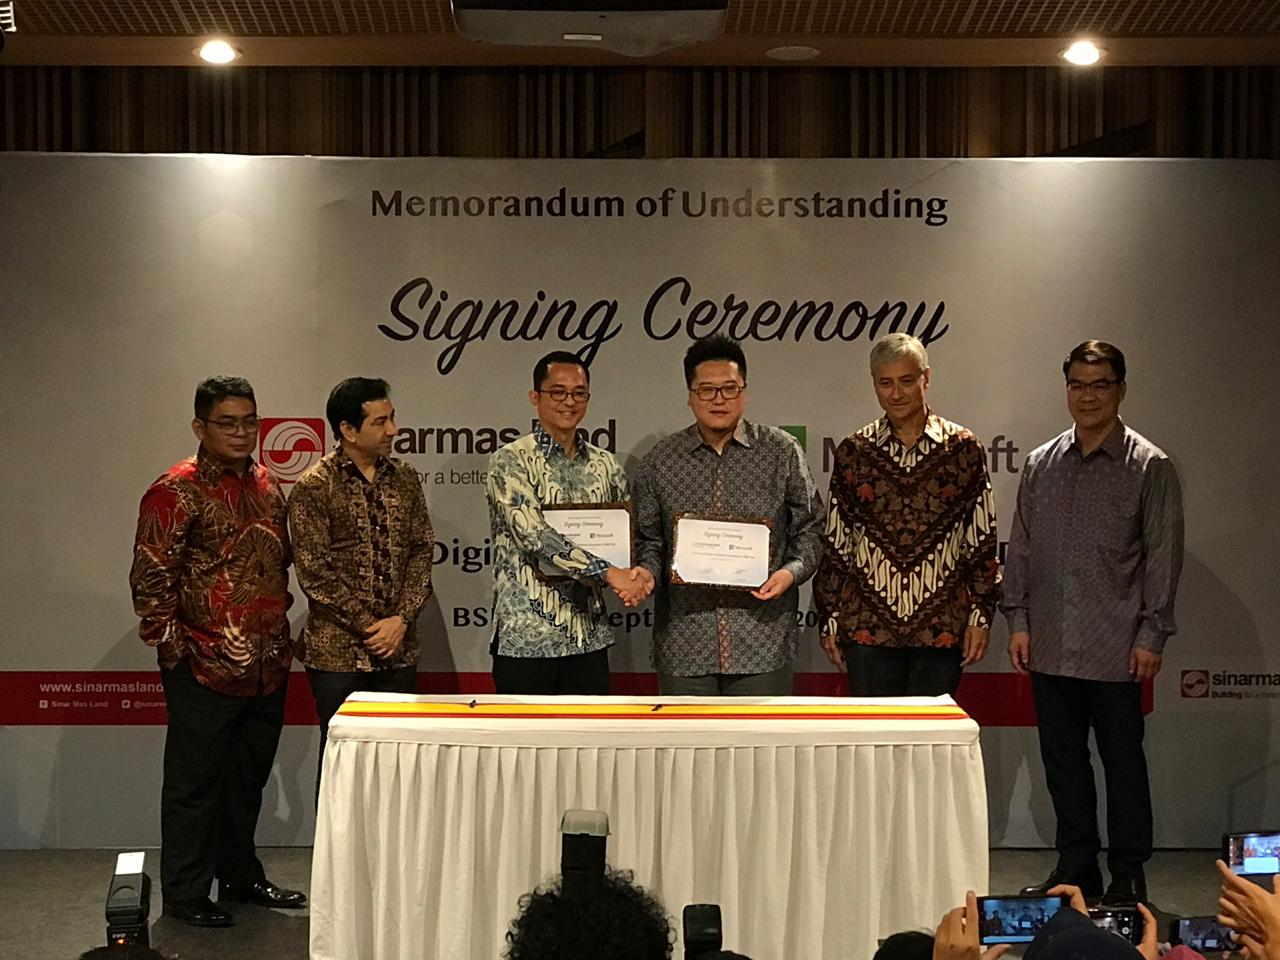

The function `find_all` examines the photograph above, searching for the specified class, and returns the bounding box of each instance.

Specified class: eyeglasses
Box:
[538,388,590,404]
[1066,379,1119,396]
[691,383,745,401]
[202,416,261,435]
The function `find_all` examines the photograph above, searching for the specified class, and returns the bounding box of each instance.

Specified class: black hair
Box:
[1063,340,1126,383]
[533,351,590,390]
[79,948,170,960]
[504,868,674,960]
[194,376,255,420]
[873,931,935,960]
[683,335,747,387]
[326,377,391,441]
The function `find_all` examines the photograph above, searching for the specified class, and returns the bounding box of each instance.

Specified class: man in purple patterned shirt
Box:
[1002,340,1184,908]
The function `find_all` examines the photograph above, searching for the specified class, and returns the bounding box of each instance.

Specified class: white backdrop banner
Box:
[1,155,1278,850]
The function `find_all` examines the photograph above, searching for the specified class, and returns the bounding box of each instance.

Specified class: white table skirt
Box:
[310,694,988,960]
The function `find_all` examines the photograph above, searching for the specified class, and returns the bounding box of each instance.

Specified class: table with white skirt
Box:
[309,693,988,960]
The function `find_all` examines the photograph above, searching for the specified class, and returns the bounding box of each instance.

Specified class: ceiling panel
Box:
[4,0,1278,65]
[14,0,1280,37]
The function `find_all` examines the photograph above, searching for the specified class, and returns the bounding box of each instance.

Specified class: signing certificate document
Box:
[540,503,632,575]
[672,516,771,589]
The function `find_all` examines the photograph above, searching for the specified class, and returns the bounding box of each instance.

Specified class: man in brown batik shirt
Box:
[814,333,1000,697]
[288,377,434,797]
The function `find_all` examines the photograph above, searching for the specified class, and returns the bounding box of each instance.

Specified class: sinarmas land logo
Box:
[259,418,326,484]
[1181,670,1210,699]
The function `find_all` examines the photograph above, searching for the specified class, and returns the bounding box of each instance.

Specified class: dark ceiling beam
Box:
[3,35,1279,67]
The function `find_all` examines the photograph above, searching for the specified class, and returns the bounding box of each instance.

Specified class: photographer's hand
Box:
[1218,860,1280,959]
[1046,884,1089,917]
[934,891,1010,960]
[1136,903,1159,960]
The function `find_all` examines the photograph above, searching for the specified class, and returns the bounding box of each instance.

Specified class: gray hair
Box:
[869,333,929,375]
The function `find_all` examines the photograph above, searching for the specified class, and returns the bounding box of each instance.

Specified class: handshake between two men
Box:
[605,566,656,607]
[602,566,798,608]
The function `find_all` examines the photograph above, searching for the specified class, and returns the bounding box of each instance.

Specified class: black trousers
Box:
[492,648,610,695]
[159,659,286,902]
[843,643,964,697]
[1031,671,1152,879]
[307,665,418,798]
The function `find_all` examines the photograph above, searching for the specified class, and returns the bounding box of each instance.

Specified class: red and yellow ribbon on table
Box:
[335,700,971,722]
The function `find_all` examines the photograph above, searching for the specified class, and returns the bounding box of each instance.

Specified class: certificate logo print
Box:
[259,418,326,485]
[1180,669,1210,699]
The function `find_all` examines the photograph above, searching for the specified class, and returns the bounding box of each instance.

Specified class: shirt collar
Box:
[336,445,390,482]
[874,410,943,448]
[1070,418,1126,459]
[534,421,582,461]
[686,419,751,453]
[196,445,255,483]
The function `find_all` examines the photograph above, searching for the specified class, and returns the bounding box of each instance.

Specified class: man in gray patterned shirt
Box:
[633,335,826,696]
[1002,340,1184,908]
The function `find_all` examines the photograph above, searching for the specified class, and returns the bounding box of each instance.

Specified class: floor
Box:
[1,847,1228,959]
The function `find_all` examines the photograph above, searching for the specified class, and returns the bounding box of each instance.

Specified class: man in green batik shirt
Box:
[485,350,652,694]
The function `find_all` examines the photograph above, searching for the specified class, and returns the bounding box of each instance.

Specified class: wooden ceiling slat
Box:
[165,0,194,33]
[1192,0,1229,34]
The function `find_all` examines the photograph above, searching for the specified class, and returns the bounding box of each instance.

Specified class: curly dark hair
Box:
[504,868,675,960]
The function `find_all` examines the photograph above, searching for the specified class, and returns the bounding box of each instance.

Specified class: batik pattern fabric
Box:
[632,420,826,677]
[288,449,435,672]
[814,412,1000,650]
[1000,421,1183,682]
[129,448,292,697]
[486,424,628,659]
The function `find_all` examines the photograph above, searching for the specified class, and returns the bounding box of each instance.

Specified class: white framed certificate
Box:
[539,503,632,577]
[671,514,772,589]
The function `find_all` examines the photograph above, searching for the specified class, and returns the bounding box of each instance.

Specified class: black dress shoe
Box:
[1020,864,1104,899]
[166,896,234,927]
[1101,875,1147,906]
[219,878,307,908]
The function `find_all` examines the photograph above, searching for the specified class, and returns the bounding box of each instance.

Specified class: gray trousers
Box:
[658,662,794,696]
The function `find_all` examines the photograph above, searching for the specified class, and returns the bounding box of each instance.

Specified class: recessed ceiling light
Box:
[197,39,241,65]
[766,45,820,62]
[563,33,603,42]
[1060,39,1103,66]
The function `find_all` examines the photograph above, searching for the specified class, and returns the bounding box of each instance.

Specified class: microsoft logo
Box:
[780,425,807,451]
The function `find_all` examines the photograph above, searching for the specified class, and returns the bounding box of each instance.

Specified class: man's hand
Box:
[820,632,846,672]
[1218,860,1280,958]
[607,566,653,607]
[1130,647,1163,682]
[1009,631,1031,674]
[934,890,1010,960]
[364,616,407,658]
[751,568,795,601]
[961,625,991,667]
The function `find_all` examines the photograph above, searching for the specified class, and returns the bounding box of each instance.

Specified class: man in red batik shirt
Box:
[130,376,305,927]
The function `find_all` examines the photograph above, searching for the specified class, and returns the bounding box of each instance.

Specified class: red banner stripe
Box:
[0,670,1149,726]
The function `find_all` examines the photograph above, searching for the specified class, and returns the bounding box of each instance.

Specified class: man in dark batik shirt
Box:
[288,377,434,795]
[1004,340,1183,907]
[814,333,1000,697]
[131,376,305,928]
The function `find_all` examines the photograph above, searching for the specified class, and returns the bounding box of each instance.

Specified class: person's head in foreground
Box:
[504,867,675,960]
[875,930,935,960]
